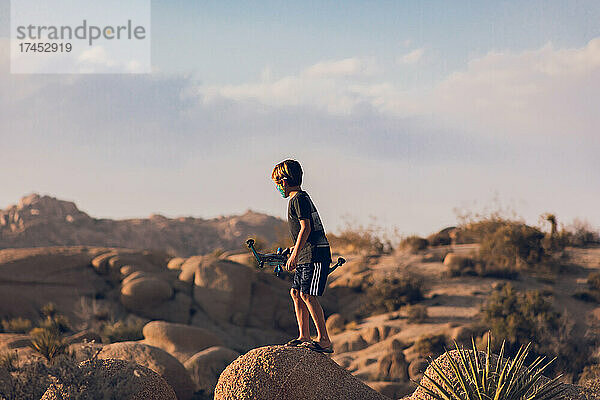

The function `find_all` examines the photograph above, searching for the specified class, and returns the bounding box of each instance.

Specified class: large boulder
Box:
[214,345,388,400]
[0,247,109,321]
[41,358,177,400]
[193,259,255,325]
[246,273,296,332]
[179,256,203,283]
[120,270,189,323]
[326,313,345,335]
[376,351,408,382]
[408,357,428,382]
[367,381,415,399]
[122,270,152,286]
[98,341,194,400]
[142,320,224,362]
[333,332,368,354]
[0,333,32,350]
[167,257,186,270]
[121,277,173,312]
[109,254,162,273]
[184,346,240,395]
[443,253,474,276]
[91,251,118,274]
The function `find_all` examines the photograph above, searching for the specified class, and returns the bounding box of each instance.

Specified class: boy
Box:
[271,159,333,353]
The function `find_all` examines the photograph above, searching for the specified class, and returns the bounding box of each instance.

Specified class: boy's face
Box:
[274,179,288,198]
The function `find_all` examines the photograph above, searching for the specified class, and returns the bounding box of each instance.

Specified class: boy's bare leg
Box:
[300,292,331,347]
[290,288,310,341]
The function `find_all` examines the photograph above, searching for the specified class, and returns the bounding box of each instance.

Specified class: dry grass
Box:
[406,304,428,324]
[328,218,394,255]
[0,318,32,334]
[101,319,144,343]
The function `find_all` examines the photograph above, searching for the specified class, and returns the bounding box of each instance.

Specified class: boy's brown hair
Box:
[272,159,303,187]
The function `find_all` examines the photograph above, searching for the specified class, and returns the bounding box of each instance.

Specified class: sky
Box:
[0,0,599,236]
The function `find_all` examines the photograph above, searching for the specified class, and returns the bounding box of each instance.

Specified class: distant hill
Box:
[0,194,286,256]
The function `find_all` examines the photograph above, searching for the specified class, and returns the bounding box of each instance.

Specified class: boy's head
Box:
[272,159,302,197]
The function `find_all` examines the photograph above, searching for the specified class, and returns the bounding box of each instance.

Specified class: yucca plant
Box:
[29,329,68,362]
[417,334,565,400]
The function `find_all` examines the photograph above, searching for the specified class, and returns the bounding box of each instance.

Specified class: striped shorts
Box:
[292,261,330,296]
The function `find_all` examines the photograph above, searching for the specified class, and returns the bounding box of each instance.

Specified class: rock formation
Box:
[185,346,240,395]
[142,320,224,363]
[98,341,195,400]
[41,358,177,400]
[0,193,286,256]
[214,345,389,400]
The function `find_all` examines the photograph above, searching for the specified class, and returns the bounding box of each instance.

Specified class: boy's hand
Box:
[286,251,298,271]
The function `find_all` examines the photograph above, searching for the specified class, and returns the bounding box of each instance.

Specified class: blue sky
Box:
[0,0,599,236]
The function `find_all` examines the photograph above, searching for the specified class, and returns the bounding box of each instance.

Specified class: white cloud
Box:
[429,38,600,139]
[201,57,385,114]
[199,38,600,141]
[397,48,425,65]
[77,46,117,69]
[303,57,377,78]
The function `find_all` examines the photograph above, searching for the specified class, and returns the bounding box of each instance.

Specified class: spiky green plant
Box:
[417,334,565,400]
[29,329,68,362]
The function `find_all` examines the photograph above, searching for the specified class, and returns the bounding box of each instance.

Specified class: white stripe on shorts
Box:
[310,262,322,295]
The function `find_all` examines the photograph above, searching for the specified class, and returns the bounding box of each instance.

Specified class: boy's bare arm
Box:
[287,219,311,270]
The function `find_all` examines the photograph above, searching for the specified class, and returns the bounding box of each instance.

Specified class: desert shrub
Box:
[445,253,519,280]
[0,343,140,400]
[406,304,428,324]
[571,272,600,304]
[357,272,424,318]
[414,334,447,357]
[572,291,600,303]
[478,222,547,270]
[0,354,53,399]
[28,303,72,336]
[29,329,69,362]
[563,219,600,247]
[400,236,429,253]
[418,336,565,400]
[588,272,600,291]
[474,262,520,280]
[0,351,18,372]
[73,297,112,332]
[482,284,559,354]
[37,314,71,335]
[427,227,454,246]
[444,254,477,277]
[328,218,393,255]
[454,216,512,244]
[1,318,32,334]
[481,284,591,376]
[454,211,561,277]
[101,320,144,343]
[41,303,58,318]
[578,364,600,385]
